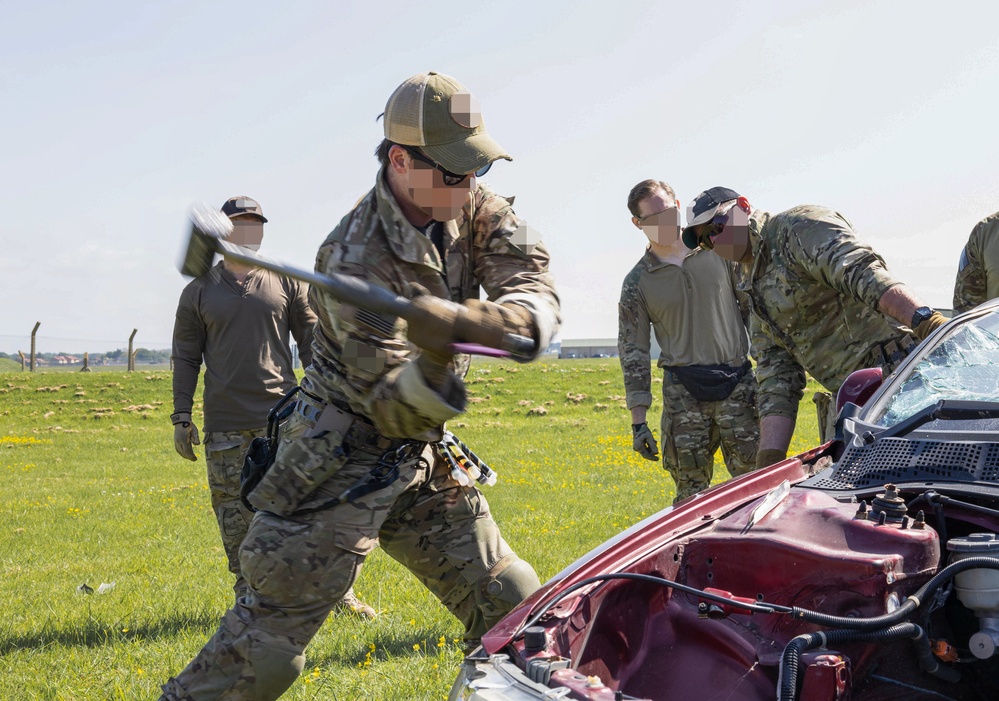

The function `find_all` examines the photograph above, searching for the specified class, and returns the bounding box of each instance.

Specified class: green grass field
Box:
[0,360,821,700]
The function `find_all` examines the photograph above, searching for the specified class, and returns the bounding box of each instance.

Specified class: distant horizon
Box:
[3,1,996,354]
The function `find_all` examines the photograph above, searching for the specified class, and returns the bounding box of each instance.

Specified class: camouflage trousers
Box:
[661,370,760,504]
[161,413,540,701]
[203,428,266,601]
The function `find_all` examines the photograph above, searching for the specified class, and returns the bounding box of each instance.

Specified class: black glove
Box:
[632,422,659,461]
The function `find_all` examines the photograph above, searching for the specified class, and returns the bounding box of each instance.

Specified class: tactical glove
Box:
[756,448,787,469]
[632,422,660,461]
[405,284,536,356]
[913,311,947,341]
[457,299,536,357]
[171,412,200,461]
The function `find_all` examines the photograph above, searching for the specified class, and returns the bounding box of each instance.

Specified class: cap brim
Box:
[227,212,268,223]
[681,227,700,250]
[422,132,511,175]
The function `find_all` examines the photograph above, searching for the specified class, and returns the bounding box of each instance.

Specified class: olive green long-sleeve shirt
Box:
[618,247,750,410]
[172,262,316,432]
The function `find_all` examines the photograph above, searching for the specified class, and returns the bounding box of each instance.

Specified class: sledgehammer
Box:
[179,203,530,357]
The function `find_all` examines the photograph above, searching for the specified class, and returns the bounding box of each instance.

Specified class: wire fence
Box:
[0,328,300,372]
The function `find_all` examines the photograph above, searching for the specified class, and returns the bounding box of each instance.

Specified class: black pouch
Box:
[668,361,750,402]
[239,387,301,512]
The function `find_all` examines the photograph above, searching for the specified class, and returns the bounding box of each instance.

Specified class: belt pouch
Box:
[668,361,750,402]
[247,430,350,517]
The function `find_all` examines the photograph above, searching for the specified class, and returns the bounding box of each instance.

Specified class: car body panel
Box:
[454,301,999,701]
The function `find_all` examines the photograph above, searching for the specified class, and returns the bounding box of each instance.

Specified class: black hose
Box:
[790,556,999,630]
[779,623,939,701]
[517,572,794,632]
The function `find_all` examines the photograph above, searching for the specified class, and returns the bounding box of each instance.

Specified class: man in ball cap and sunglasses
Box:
[682,188,945,468]
[161,72,560,701]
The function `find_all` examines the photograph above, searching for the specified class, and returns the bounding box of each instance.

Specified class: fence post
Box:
[128,329,137,372]
[18,351,25,371]
[80,352,91,372]
[30,321,40,372]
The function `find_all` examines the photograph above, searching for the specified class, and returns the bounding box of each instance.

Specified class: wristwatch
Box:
[910,306,934,329]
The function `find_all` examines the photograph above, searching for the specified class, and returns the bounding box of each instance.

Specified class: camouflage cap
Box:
[383,71,511,175]
[221,196,267,222]
[681,186,741,249]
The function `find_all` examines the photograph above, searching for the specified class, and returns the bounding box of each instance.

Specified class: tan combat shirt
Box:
[618,247,750,410]
[954,211,999,312]
[303,170,560,442]
[172,262,316,432]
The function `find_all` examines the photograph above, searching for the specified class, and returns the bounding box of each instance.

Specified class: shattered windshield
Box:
[874,311,999,427]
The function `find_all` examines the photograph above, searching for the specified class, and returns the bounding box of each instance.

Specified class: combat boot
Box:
[334,587,377,619]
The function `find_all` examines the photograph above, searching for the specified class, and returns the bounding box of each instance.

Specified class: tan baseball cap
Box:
[383,71,511,175]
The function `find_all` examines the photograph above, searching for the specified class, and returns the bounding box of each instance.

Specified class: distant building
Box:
[559,339,616,359]
[558,336,662,360]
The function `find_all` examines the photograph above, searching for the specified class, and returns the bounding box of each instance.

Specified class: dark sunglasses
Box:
[404,146,491,186]
[692,212,730,251]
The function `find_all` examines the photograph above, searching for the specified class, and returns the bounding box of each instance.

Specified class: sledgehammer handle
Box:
[182,204,534,356]
[213,237,413,318]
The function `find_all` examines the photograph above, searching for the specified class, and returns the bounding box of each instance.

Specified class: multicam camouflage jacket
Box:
[303,170,560,442]
[745,206,913,422]
[954,211,999,313]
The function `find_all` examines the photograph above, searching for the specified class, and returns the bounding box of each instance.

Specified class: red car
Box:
[450,302,999,701]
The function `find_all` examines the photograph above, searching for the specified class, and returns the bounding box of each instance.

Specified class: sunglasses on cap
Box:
[403,146,492,187]
[690,210,733,251]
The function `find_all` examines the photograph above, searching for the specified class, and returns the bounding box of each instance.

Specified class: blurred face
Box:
[405,158,475,222]
[709,201,751,262]
[227,214,264,250]
[633,191,681,246]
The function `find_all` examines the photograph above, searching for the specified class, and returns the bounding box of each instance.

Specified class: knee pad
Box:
[481,555,541,607]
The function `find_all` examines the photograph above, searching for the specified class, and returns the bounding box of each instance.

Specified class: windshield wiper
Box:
[879,400,999,440]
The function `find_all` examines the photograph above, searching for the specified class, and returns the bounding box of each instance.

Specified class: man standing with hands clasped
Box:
[618,179,758,504]
[682,187,946,467]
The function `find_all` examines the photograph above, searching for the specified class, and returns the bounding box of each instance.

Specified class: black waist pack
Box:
[667,361,751,402]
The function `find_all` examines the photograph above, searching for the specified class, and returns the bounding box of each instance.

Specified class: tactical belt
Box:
[294,389,412,453]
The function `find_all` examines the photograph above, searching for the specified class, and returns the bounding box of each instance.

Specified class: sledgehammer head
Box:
[179,203,233,278]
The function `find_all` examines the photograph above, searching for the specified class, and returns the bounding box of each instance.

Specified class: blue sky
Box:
[2,0,998,353]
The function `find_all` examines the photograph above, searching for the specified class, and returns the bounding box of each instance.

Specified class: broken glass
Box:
[875,312,999,427]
